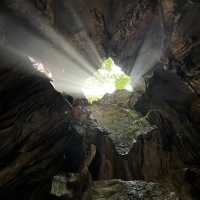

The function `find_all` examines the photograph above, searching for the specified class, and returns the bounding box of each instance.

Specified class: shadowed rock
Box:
[0,50,71,198]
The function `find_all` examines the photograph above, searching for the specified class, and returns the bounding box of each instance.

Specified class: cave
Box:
[0,0,200,200]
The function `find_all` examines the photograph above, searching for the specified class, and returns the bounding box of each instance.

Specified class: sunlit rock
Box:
[88,90,149,155]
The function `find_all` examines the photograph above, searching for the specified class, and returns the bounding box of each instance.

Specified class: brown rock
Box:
[0,51,71,197]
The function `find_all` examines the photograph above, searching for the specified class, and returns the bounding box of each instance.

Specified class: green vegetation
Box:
[82,58,132,103]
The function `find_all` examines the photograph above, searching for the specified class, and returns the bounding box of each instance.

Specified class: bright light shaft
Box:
[4,1,98,72]
[0,5,103,96]
[1,22,92,89]
[67,5,103,67]
[82,62,132,101]
[130,17,165,89]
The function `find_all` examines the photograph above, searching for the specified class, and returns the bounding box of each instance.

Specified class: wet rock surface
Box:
[64,119,119,180]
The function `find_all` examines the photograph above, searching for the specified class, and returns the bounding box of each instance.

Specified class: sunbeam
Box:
[0,7,103,97]
[130,16,165,89]
[82,58,132,103]
[1,1,164,98]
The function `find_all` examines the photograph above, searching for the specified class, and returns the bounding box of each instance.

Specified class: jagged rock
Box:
[64,119,120,180]
[0,50,70,198]
[86,68,200,199]
[76,77,200,199]
[50,143,95,199]
[88,179,178,200]
[130,69,200,199]
[0,1,200,200]
[89,90,143,155]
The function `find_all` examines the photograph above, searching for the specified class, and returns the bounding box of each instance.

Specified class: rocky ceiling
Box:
[1,0,200,73]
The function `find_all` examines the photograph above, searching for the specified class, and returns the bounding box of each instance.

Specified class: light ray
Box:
[0,11,101,96]
[130,17,165,89]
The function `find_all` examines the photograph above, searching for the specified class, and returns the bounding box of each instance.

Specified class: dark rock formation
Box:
[86,68,200,199]
[65,119,119,180]
[0,49,71,199]
[89,90,143,155]
[0,0,200,200]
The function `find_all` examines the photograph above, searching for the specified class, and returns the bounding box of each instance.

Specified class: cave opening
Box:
[82,57,133,103]
[0,0,199,199]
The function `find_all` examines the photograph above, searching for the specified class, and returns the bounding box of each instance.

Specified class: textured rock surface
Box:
[0,0,200,200]
[88,179,178,200]
[0,0,200,91]
[128,69,200,199]
[89,90,153,155]
[84,68,200,199]
[0,50,70,198]
[89,90,141,155]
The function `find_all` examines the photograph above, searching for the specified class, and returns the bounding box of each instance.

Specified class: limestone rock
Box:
[89,90,148,155]
[88,179,178,200]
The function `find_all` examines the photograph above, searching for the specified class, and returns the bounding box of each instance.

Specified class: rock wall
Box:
[0,0,200,200]
[0,49,71,199]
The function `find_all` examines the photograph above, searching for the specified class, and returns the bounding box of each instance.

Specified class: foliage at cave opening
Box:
[82,58,132,103]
